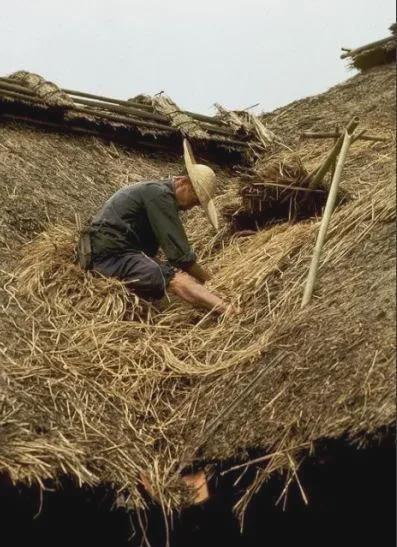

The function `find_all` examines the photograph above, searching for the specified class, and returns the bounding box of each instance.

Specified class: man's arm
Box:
[144,190,196,268]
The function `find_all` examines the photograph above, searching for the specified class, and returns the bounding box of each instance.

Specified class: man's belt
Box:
[77,229,92,271]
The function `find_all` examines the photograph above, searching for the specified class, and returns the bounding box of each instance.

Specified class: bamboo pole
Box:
[73,97,169,123]
[0,79,36,95]
[64,88,229,126]
[71,105,176,131]
[304,116,359,189]
[301,130,387,142]
[301,129,354,308]
[0,89,41,103]
[63,87,154,111]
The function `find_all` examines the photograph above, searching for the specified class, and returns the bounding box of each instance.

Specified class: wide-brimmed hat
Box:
[183,139,219,230]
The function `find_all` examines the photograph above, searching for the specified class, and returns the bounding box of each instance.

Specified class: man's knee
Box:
[130,261,166,299]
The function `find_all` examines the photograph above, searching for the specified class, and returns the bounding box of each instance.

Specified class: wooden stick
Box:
[304,116,359,189]
[301,129,354,308]
[301,130,387,143]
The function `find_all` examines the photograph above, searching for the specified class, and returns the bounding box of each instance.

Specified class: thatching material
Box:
[0,64,395,516]
[215,103,278,150]
[9,71,75,108]
[132,94,210,141]
[341,25,396,71]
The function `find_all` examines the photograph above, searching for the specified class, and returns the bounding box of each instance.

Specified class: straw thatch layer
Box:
[340,24,396,72]
[0,64,395,514]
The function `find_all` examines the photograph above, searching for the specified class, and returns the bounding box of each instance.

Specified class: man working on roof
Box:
[85,139,233,315]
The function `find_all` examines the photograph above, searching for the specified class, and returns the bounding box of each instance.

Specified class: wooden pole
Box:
[301,129,355,308]
[304,116,359,189]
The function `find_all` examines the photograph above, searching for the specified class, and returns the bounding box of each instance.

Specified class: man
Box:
[86,139,233,315]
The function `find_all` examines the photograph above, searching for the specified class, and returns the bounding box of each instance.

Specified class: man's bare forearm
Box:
[184,262,211,283]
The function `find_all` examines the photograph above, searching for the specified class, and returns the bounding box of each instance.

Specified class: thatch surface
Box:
[0,64,395,513]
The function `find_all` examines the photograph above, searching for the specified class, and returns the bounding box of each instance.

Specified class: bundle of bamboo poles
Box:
[0,76,251,147]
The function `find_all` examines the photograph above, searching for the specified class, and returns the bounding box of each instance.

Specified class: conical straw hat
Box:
[183,139,219,230]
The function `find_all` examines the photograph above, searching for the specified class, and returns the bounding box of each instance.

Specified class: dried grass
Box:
[0,64,395,517]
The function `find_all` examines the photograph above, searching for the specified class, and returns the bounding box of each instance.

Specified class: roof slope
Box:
[0,64,395,512]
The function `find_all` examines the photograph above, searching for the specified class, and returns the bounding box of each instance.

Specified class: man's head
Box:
[182,139,219,230]
[173,175,200,210]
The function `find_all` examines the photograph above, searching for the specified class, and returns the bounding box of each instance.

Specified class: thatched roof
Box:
[0,63,395,515]
[0,71,275,163]
[341,23,396,71]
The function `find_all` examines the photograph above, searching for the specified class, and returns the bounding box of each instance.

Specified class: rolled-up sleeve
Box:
[144,191,196,268]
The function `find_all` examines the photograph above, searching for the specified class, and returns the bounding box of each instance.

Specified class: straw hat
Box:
[183,139,219,230]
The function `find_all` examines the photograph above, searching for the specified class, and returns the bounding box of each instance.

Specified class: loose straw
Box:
[301,128,355,308]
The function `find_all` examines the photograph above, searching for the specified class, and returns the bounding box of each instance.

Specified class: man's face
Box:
[175,176,200,210]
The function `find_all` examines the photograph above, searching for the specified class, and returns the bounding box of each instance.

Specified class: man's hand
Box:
[185,262,211,284]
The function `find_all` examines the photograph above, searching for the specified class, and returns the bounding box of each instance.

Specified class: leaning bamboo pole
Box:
[304,116,359,189]
[301,129,355,308]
